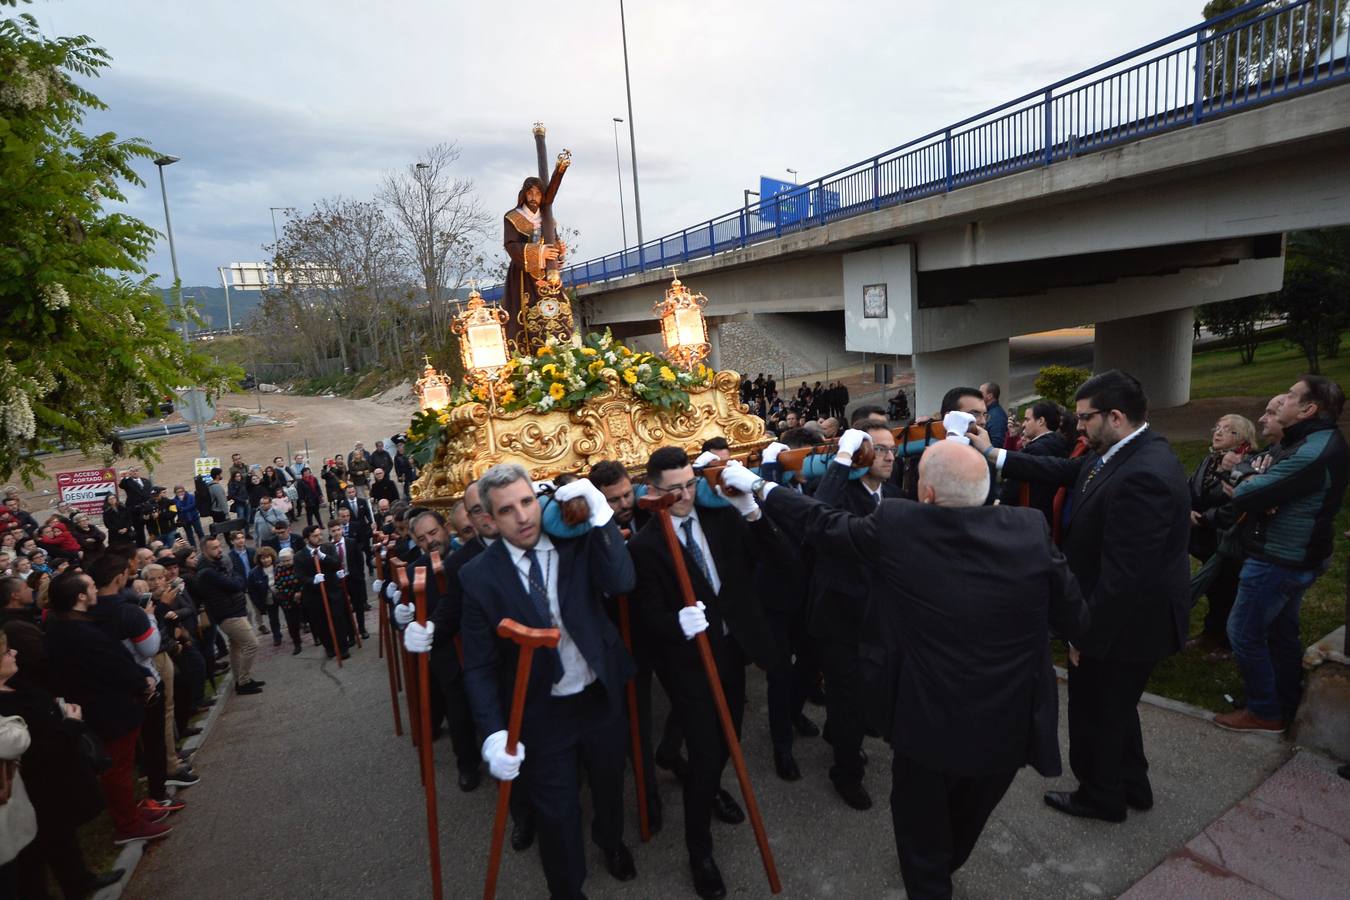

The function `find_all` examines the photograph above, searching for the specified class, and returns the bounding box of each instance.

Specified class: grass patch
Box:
[292,372,361,396]
[1190,329,1350,400]
[199,333,264,371]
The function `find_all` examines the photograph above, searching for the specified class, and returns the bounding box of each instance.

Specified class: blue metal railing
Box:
[482,0,1349,302]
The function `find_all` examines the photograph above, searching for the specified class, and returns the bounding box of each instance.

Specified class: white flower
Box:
[40,283,70,310]
[537,395,555,412]
[0,59,50,111]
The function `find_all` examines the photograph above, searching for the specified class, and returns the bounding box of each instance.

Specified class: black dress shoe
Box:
[458,770,481,792]
[793,712,820,737]
[1043,790,1126,823]
[510,819,535,851]
[196,697,216,708]
[80,869,125,892]
[603,844,637,882]
[249,679,266,687]
[292,645,302,655]
[832,779,872,810]
[1126,791,1154,812]
[655,748,688,781]
[360,631,371,640]
[689,855,727,900]
[712,789,744,824]
[774,749,801,782]
[180,726,203,738]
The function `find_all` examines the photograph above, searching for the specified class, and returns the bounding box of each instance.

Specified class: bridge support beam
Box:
[707,321,723,371]
[1093,307,1195,410]
[912,338,1009,418]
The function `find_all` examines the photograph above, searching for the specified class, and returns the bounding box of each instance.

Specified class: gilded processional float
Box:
[404,124,767,505]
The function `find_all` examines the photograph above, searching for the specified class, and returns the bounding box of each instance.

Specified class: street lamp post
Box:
[786,168,798,184]
[618,0,644,261]
[154,155,188,341]
[611,117,628,250]
[269,206,295,245]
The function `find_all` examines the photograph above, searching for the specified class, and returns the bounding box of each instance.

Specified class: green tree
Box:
[1034,365,1092,407]
[0,4,233,483]
[1198,294,1272,364]
[1200,1,1350,104]
[1274,264,1350,373]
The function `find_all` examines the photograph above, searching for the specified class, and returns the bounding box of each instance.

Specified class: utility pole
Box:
[154,155,188,341]
[619,0,644,260]
[612,117,628,248]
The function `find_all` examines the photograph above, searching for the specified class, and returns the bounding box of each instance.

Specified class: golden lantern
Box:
[452,287,511,382]
[653,271,710,369]
[414,358,451,411]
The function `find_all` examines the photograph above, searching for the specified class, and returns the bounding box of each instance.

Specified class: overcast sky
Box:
[35,0,1203,286]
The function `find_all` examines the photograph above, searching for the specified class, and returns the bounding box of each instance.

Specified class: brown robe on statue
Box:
[502,208,539,348]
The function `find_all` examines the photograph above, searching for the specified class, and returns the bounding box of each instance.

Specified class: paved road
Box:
[126,628,1289,900]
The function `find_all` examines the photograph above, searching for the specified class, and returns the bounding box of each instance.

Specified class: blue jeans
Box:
[1227,558,1318,721]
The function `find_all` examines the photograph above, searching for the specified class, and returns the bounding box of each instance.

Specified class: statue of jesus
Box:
[502,176,567,348]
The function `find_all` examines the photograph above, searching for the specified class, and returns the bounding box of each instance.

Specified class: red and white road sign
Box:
[56,467,118,515]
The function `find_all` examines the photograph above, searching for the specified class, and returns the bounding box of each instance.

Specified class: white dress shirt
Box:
[506,534,594,697]
[669,509,721,596]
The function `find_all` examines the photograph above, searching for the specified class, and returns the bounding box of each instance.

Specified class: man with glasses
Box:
[805,423,902,810]
[629,446,792,900]
[969,369,1190,825]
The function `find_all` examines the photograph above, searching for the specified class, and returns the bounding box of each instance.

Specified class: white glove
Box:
[943,410,976,444]
[837,428,870,457]
[482,730,524,781]
[393,602,414,626]
[761,441,788,465]
[312,573,326,585]
[692,450,721,469]
[404,620,433,653]
[389,587,401,605]
[719,484,759,518]
[678,601,709,640]
[373,579,384,594]
[554,478,614,528]
[336,569,346,580]
[719,462,759,495]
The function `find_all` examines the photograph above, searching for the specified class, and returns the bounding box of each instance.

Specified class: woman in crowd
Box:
[245,472,267,524]
[246,547,284,648]
[68,511,105,555]
[102,494,136,547]
[1188,413,1256,657]
[321,458,347,516]
[226,471,250,523]
[261,465,285,497]
[296,467,323,528]
[274,547,306,655]
[0,630,122,897]
[25,571,49,612]
[173,484,204,546]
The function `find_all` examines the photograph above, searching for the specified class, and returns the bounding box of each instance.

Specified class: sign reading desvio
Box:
[56,467,117,515]
[757,176,840,227]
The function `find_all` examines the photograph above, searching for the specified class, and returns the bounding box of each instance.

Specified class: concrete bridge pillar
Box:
[912,338,1010,418]
[1093,307,1195,410]
[707,321,723,371]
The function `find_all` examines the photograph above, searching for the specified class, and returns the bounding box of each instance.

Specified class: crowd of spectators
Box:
[0,435,416,896]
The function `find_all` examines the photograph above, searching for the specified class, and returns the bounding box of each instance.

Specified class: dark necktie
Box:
[524,549,563,683]
[1062,457,1107,526]
[681,519,712,584]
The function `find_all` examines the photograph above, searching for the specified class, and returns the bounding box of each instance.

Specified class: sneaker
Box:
[140,796,186,814]
[113,821,173,845]
[141,807,170,824]
[236,682,263,696]
[166,768,201,788]
[1214,709,1285,733]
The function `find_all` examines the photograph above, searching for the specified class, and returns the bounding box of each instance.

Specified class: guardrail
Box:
[482,0,1348,302]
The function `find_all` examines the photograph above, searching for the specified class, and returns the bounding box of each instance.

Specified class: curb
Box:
[92,671,235,900]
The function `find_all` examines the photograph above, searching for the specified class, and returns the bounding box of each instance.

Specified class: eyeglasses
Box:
[651,478,698,496]
[872,445,898,457]
[1076,410,1106,424]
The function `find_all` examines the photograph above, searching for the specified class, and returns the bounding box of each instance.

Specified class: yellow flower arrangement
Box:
[541,363,558,379]
[588,359,605,375]
[580,347,598,356]
[622,368,638,385]
[548,382,565,400]
[659,366,676,383]
[536,345,553,356]
[501,388,516,405]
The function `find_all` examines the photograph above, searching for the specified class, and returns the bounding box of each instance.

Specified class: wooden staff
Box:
[637,492,782,894]
[376,538,403,737]
[485,619,560,900]
[396,564,422,753]
[616,594,650,842]
[315,550,343,669]
[412,569,443,900]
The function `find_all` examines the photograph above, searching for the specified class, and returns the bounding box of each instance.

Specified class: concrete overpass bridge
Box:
[489,0,1350,411]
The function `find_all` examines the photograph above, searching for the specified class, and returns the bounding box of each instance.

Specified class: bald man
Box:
[722,437,1088,900]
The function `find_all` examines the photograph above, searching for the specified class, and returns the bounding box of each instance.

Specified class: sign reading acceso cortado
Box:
[56,467,117,515]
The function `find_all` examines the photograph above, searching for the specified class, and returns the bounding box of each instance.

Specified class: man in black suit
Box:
[725,439,1088,898]
[459,464,638,900]
[808,422,903,809]
[397,497,489,793]
[971,369,1190,824]
[629,446,791,900]
[294,524,351,659]
[327,520,369,641]
[338,485,374,543]
[263,521,305,555]
[999,401,1070,523]
[120,466,155,546]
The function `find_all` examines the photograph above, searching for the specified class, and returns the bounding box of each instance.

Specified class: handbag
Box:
[75,726,113,774]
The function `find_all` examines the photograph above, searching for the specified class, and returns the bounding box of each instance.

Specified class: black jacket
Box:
[461,523,635,744]
[195,557,250,622]
[338,497,374,540]
[763,486,1088,777]
[370,476,400,504]
[425,539,486,682]
[1001,429,1190,662]
[629,505,789,676]
[1000,430,1070,524]
[295,544,348,608]
[44,612,149,740]
[807,461,902,642]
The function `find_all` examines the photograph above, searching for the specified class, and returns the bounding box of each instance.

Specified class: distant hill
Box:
[160,286,263,333]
